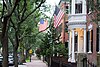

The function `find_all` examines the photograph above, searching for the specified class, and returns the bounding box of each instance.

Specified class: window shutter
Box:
[87,31,89,52]
[91,30,93,52]
[75,35,78,51]
[65,42,68,48]
[96,28,99,52]
[87,0,89,13]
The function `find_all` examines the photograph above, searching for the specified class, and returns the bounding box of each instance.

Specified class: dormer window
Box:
[75,3,82,14]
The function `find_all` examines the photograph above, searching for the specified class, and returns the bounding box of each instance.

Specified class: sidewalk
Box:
[20,56,48,67]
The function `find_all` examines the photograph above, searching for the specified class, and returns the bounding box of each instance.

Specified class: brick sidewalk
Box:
[22,56,48,67]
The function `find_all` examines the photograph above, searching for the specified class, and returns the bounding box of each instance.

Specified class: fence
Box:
[50,57,77,67]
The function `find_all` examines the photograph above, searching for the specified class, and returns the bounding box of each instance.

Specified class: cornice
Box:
[67,22,86,26]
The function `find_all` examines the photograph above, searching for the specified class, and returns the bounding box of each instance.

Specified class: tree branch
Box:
[18,0,45,25]
[8,35,14,46]
[10,18,16,30]
[20,0,27,20]
[4,0,20,18]
[1,0,7,21]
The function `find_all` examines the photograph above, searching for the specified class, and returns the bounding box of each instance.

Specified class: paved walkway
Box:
[20,56,48,67]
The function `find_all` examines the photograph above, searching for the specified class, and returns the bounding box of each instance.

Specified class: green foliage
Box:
[55,44,68,57]
[25,56,30,62]
[37,23,68,58]
[88,0,100,24]
[46,46,53,57]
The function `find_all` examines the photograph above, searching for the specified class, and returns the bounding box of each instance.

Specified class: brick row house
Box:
[58,0,100,67]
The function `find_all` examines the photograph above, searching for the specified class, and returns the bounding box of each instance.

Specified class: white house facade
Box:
[67,0,87,63]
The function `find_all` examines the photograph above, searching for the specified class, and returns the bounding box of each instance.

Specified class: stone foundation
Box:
[97,54,100,67]
[77,53,87,67]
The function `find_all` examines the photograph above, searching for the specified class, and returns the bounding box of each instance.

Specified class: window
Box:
[66,6,69,14]
[87,30,93,53]
[65,22,68,32]
[96,27,100,52]
[91,30,93,52]
[75,3,82,13]
[74,34,78,52]
[97,0,100,7]
[87,31,90,52]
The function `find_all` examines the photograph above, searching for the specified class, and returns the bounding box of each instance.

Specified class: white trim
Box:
[98,51,100,54]
[71,0,75,14]
[68,31,72,62]
[71,29,75,63]
[88,51,92,54]
[84,28,86,53]
[68,25,86,29]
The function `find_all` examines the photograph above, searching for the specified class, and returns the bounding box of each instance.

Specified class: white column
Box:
[68,31,72,62]
[71,29,75,63]
[78,32,80,53]
[82,0,86,14]
[71,0,75,14]
[84,28,86,53]
[88,30,92,53]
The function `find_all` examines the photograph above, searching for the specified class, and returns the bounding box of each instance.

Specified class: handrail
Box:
[87,60,96,67]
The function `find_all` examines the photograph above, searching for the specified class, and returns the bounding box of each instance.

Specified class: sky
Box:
[46,0,60,6]
[45,0,60,17]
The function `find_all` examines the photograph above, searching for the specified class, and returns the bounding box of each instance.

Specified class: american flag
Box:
[39,19,48,32]
[54,6,64,28]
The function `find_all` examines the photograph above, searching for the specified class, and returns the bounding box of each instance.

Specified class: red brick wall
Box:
[86,14,98,64]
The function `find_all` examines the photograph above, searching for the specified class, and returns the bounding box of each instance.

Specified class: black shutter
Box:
[87,0,89,13]
[87,31,89,52]
[65,42,68,48]
[96,28,99,52]
[91,30,93,52]
[75,35,78,51]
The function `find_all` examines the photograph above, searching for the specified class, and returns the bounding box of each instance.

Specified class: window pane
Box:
[75,3,82,13]
[66,6,69,14]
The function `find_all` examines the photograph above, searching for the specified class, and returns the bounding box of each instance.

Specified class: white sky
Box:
[46,0,60,6]
[45,0,60,17]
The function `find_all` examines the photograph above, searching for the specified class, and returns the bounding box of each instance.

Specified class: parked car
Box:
[0,55,3,66]
[0,55,14,66]
[8,55,14,66]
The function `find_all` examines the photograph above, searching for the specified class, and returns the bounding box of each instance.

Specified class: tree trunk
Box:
[26,49,30,59]
[20,48,26,64]
[13,32,19,67]
[1,33,8,67]
[13,48,18,67]
[22,48,26,63]
[1,17,9,67]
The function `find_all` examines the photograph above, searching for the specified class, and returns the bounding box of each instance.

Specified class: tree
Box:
[88,0,100,25]
[0,0,46,67]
